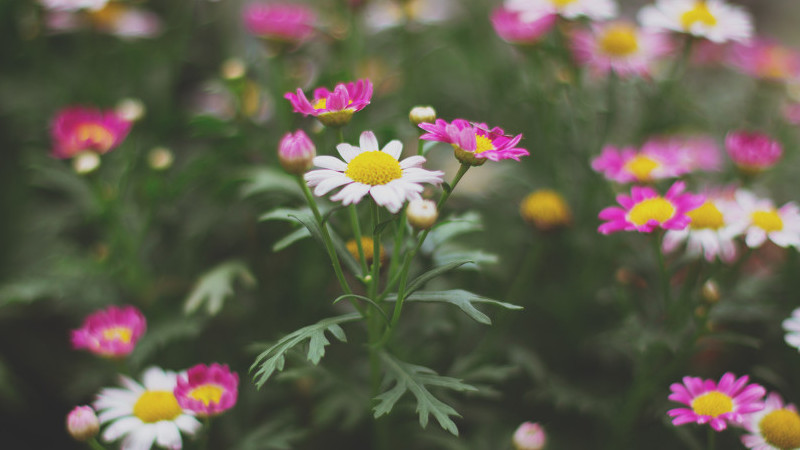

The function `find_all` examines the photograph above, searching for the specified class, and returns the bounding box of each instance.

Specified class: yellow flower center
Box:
[345,151,402,186]
[690,391,734,417]
[623,155,660,182]
[133,391,182,423]
[681,2,717,30]
[76,124,115,151]
[101,326,132,344]
[759,409,800,450]
[474,135,495,154]
[188,384,224,406]
[627,197,676,226]
[313,98,327,110]
[688,201,725,230]
[346,237,386,264]
[599,25,640,57]
[550,0,576,7]
[752,210,784,232]
[520,190,571,230]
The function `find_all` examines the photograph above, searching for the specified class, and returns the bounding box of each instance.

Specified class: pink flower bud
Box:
[725,130,783,173]
[513,422,546,450]
[66,406,99,441]
[279,130,316,175]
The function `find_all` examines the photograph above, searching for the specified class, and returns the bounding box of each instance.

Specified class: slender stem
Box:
[349,205,368,275]
[295,176,365,316]
[369,202,382,299]
[336,127,345,146]
[387,210,407,281]
[87,438,106,450]
[199,417,212,450]
[707,427,715,450]
[653,232,670,313]
[599,70,618,150]
[366,202,385,449]
[417,138,424,156]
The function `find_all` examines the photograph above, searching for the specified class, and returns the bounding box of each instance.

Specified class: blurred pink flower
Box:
[174,363,239,418]
[728,38,800,82]
[71,305,146,358]
[278,129,316,174]
[668,372,765,431]
[598,181,704,234]
[285,79,372,127]
[419,118,528,165]
[644,135,723,172]
[66,406,99,441]
[243,2,316,43]
[785,103,800,126]
[591,143,686,183]
[571,21,672,78]
[51,106,132,159]
[512,422,546,450]
[725,130,783,173]
[40,0,107,12]
[490,7,556,45]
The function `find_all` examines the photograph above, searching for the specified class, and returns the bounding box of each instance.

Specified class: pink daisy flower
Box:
[728,38,800,82]
[174,363,239,418]
[243,2,316,43]
[571,21,673,78]
[741,392,800,450]
[598,181,704,234]
[591,143,687,183]
[668,372,766,431]
[51,106,132,159]
[490,7,556,45]
[725,130,783,173]
[418,118,529,166]
[284,79,373,128]
[71,305,146,358]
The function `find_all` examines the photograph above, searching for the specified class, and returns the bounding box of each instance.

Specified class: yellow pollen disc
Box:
[691,391,734,417]
[627,197,676,226]
[346,237,386,264]
[101,326,132,344]
[550,0,576,7]
[89,3,125,27]
[188,384,224,406]
[759,409,800,449]
[681,2,718,30]
[133,391,182,423]
[752,210,784,232]
[599,25,640,57]
[623,155,660,182]
[77,124,115,151]
[688,201,725,230]
[474,135,495,154]
[312,98,327,110]
[344,151,402,186]
[520,190,572,230]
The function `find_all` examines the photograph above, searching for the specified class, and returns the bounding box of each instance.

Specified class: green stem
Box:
[349,205,368,275]
[336,127,345,146]
[387,210,407,281]
[599,70,618,150]
[200,417,212,450]
[367,202,385,448]
[295,176,365,316]
[668,35,694,81]
[87,438,106,450]
[707,427,715,450]
[653,232,670,313]
[417,138,424,156]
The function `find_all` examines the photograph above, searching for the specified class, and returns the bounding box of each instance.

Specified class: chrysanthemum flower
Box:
[284,79,373,128]
[730,190,800,249]
[512,421,547,450]
[598,181,704,234]
[67,405,100,442]
[243,2,316,43]
[663,194,741,262]
[174,364,238,418]
[490,7,556,45]
[650,135,722,172]
[591,144,686,183]
[51,106,132,159]
[667,372,766,431]
[741,392,800,450]
[94,367,202,450]
[504,0,617,23]
[71,305,146,358]
[304,131,443,213]
[418,118,529,166]
[729,39,800,82]
[782,308,800,352]
[725,131,783,174]
[638,0,753,43]
[571,21,672,78]
[520,189,572,231]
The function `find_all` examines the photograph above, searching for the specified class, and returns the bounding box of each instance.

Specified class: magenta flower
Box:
[278,129,316,175]
[725,130,783,173]
[243,2,316,43]
[51,106,132,159]
[284,79,373,127]
[591,144,687,183]
[419,118,528,166]
[174,363,239,418]
[598,181,705,234]
[652,135,723,173]
[490,7,556,45]
[71,305,146,358]
[728,38,800,82]
[512,422,546,450]
[571,21,672,78]
[668,373,766,431]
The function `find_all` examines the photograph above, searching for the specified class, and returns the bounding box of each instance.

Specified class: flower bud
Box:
[409,106,436,126]
[221,58,246,80]
[72,151,101,174]
[279,130,316,175]
[725,130,783,174]
[147,146,174,171]
[346,237,386,266]
[115,98,145,122]
[513,422,546,450]
[406,199,438,230]
[702,279,720,303]
[520,189,571,231]
[66,406,99,442]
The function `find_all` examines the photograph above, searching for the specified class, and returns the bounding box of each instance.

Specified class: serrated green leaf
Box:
[239,167,302,198]
[428,212,482,248]
[405,260,473,296]
[234,415,306,450]
[183,260,256,315]
[272,227,311,252]
[432,248,498,270]
[250,313,360,389]
[373,353,477,436]
[387,289,521,325]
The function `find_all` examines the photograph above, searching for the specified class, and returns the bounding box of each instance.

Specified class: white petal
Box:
[370,185,403,213]
[98,406,135,423]
[786,333,800,350]
[304,169,339,186]
[155,421,183,449]
[399,155,426,169]
[359,131,379,152]
[313,155,347,172]
[103,416,142,441]
[330,182,370,205]
[142,367,175,390]
[174,415,202,435]
[336,143,361,162]
[745,229,766,248]
[382,140,403,159]
[121,425,157,450]
[313,174,352,196]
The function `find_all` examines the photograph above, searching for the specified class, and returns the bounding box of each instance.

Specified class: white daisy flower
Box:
[740,391,800,450]
[304,131,444,214]
[638,0,753,43]
[505,0,617,23]
[783,308,800,352]
[663,197,741,263]
[730,190,800,249]
[94,367,202,450]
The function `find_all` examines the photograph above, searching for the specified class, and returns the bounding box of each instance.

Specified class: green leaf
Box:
[239,167,302,199]
[234,415,306,450]
[387,289,521,325]
[373,218,394,235]
[373,353,477,436]
[332,294,389,324]
[421,141,438,156]
[189,114,237,138]
[183,260,256,315]
[250,313,360,389]
[272,227,311,252]
[128,318,205,368]
[405,260,473,296]
[432,248,498,271]
[428,212,483,248]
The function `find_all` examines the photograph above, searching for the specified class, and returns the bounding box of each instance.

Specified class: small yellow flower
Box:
[520,190,572,231]
[346,237,387,266]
